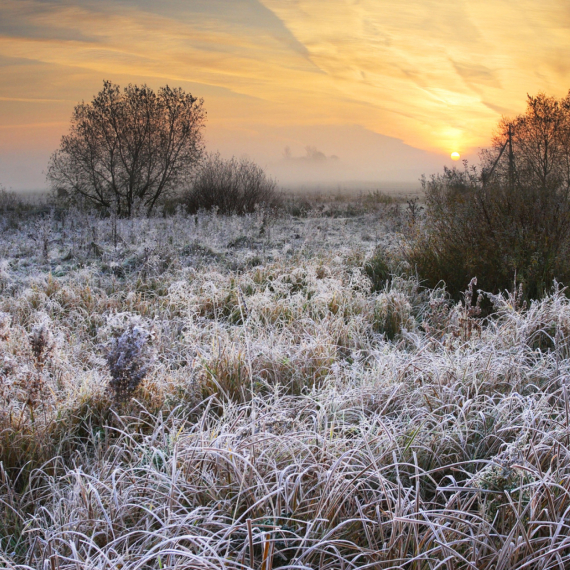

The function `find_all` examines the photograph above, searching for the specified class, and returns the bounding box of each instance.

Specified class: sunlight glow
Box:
[1,0,570,189]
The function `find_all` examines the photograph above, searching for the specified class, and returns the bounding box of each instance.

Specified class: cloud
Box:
[1,0,569,189]
[482,100,517,117]
[452,61,501,91]
[258,0,570,150]
[0,0,327,115]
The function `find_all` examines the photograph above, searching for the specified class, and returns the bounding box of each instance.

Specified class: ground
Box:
[1,200,570,569]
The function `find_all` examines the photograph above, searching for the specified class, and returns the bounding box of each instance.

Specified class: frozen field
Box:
[2,205,570,569]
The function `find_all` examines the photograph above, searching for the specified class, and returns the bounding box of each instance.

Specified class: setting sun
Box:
[451,152,461,161]
[1,0,570,191]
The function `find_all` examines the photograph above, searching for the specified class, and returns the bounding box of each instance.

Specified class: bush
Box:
[0,186,47,223]
[0,186,19,213]
[184,153,279,215]
[408,162,570,301]
[408,92,570,301]
[364,246,392,292]
[373,289,415,339]
[106,318,155,402]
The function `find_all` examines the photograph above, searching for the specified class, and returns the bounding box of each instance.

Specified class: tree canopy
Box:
[48,81,206,216]
[481,92,570,192]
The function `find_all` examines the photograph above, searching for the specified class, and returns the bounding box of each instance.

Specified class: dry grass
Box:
[1,205,570,569]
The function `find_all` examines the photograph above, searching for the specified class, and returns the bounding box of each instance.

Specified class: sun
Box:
[451,151,461,161]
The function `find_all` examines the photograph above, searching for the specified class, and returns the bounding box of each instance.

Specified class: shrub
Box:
[0,186,20,213]
[408,162,570,301]
[184,152,279,215]
[365,189,395,205]
[408,92,570,301]
[406,163,484,298]
[0,185,43,225]
[373,289,415,339]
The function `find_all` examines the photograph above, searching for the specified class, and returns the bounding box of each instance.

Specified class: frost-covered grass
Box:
[2,206,570,569]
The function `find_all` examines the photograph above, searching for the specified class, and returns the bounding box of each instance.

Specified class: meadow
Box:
[2,194,570,569]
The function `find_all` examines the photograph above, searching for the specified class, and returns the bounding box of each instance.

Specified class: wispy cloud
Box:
[258,0,570,149]
[0,0,568,189]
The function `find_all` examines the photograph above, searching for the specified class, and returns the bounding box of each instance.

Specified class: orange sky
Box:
[1,0,569,190]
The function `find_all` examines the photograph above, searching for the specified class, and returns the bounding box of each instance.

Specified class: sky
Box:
[1,0,569,191]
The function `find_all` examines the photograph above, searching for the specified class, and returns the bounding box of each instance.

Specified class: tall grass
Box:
[1,205,570,568]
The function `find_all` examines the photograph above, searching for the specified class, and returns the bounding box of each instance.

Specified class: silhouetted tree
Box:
[48,81,206,216]
[409,91,570,301]
[481,92,570,191]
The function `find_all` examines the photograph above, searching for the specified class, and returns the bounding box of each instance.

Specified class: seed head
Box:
[106,321,155,402]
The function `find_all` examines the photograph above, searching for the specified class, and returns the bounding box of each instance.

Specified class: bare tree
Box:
[481,92,570,191]
[47,81,206,216]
